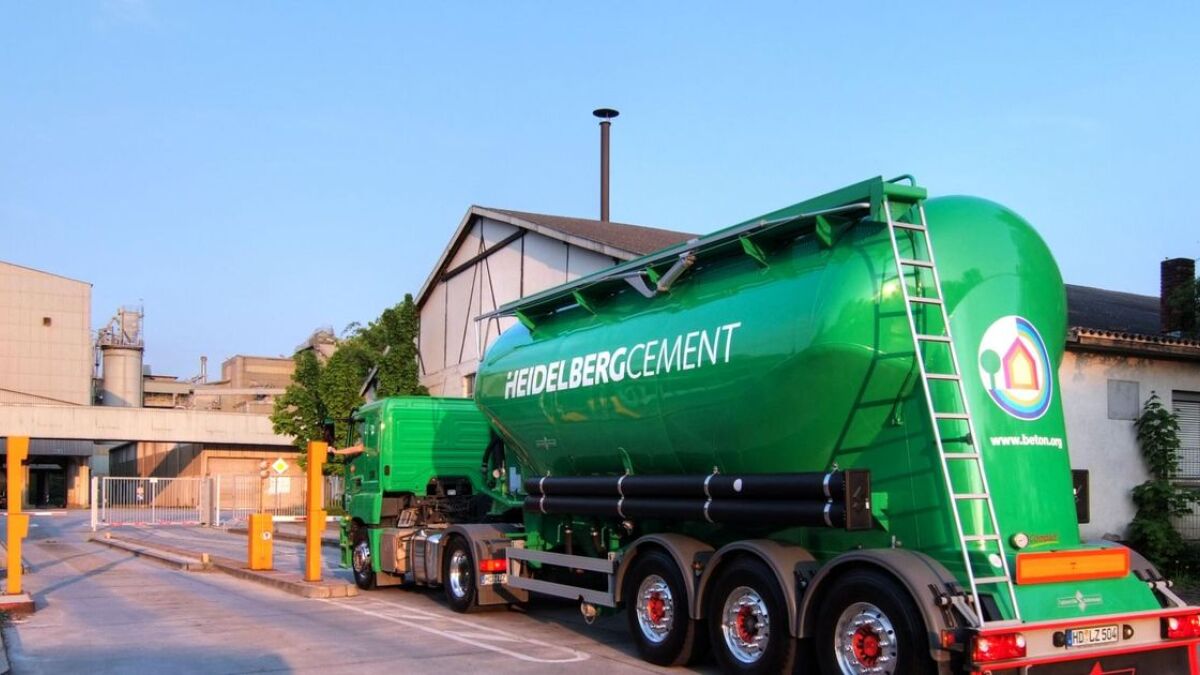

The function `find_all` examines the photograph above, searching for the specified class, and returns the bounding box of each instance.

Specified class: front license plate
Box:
[1066,623,1119,648]
[480,573,507,586]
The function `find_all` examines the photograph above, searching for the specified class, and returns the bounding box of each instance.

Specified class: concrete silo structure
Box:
[97,307,144,407]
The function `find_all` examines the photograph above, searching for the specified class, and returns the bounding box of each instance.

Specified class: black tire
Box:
[442,535,478,613]
[814,569,933,675]
[623,550,708,667]
[350,524,376,591]
[707,558,798,674]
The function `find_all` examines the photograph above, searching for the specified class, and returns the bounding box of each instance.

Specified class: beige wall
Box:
[1060,349,1200,540]
[110,441,301,478]
[419,219,620,396]
[0,261,92,405]
[213,355,293,412]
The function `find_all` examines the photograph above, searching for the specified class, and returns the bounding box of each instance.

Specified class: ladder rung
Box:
[916,334,951,343]
[973,576,1011,585]
[935,412,970,420]
[944,453,981,460]
[926,373,960,380]
[893,222,926,232]
[908,296,942,304]
[899,258,935,268]
[954,493,989,500]
[963,534,1000,542]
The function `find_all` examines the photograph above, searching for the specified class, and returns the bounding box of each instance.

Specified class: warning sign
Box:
[271,458,288,475]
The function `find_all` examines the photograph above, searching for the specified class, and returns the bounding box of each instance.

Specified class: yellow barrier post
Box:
[247,512,273,570]
[305,440,327,582]
[6,436,29,595]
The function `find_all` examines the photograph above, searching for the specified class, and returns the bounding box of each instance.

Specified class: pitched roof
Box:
[482,208,695,257]
[415,206,695,308]
[1065,284,1160,334]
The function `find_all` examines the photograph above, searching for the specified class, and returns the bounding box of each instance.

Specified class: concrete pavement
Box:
[3,512,705,674]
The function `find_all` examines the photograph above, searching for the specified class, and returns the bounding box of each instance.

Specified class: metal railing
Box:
[92,474,346,530]
[92,477,209,528]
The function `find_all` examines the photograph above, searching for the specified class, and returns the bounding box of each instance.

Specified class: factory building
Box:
[0,262,95,506]
[415,207,692,396]
[0,262,93,406]
[0,260,296,507]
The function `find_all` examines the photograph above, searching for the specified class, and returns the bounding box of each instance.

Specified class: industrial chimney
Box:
[1161,257,1196,335]
[593,108,619,222]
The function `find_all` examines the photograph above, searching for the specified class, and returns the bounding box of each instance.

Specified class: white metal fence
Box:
[91,477,210,528]
[91,475,345,530]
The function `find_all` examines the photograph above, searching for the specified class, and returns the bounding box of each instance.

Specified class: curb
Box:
[89,536,210,571]
[208,560,357,598]
[91,535,357,600]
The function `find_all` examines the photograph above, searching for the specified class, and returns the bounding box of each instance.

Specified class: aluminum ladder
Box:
[883,194,1022,626]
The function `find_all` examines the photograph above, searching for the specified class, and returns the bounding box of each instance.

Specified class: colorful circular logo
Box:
[977,315,1052,420]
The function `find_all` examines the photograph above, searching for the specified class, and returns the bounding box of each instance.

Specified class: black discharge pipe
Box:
[524,495,847,528]
[521,470,872,531]
[523,472,847,501]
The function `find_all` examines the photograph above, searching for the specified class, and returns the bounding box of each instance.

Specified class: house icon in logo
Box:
[1003,339,1039,391]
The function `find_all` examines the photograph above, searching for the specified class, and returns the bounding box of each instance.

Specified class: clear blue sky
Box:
[3,2,1197,377]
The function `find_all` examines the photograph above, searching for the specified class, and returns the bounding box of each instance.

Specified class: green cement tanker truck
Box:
[340,176,1200,674]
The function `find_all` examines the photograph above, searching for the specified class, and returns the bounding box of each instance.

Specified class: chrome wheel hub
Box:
[448,549,471,599]
[834,602,898,674]
[352,540,371,575]
[635,574,675,644]
[720,586,770,663]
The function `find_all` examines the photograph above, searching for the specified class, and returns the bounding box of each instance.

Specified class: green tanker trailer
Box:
[341,176,1200,675]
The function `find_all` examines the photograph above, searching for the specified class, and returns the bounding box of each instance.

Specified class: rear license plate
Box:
[1066,623,1119,648]
[480,573,507,586]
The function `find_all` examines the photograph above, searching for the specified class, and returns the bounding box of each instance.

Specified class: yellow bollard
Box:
[6,436,28,595]
[247,512,273,570]
[305,440,327,582]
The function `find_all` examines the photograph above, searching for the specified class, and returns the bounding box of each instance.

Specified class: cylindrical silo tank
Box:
[100,345,143,407]
[475,176,1080,573]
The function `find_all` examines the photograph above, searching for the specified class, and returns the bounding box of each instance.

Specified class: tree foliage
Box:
[1128,392,1196,575]
[271,294,427,455]
[270,350,326,452]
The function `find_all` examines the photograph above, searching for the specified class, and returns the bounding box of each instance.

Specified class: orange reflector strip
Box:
[1015,548,1130,585]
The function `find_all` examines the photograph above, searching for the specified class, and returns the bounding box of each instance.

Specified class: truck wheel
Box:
[351,527,376,591]
[442,536,478,613]
[623,549,707,666]
[814,569,933,675]
[707,558,798,674]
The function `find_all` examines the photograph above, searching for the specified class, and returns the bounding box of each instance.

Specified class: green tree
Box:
[270,350,326,452]
[1128,392,1196,575]
[317,340,376,444]
[272,295,428,457]
[371,294,427,398]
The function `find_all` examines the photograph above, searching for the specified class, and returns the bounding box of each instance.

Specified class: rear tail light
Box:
[972,632,1027,663]
[479,558,507,574]
[1162,613,1200,639]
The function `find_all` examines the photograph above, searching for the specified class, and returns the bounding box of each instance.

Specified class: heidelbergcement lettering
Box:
[503,322,742,400]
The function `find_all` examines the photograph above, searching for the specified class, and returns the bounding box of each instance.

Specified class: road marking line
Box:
[322,599,589,664]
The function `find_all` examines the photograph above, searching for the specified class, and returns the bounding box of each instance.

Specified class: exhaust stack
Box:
[593,108,619,222]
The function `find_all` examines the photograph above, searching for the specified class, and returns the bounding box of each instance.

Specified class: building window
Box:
[1106,379,1140,420]
[463,373,476,397]
[1174,391,1200,481]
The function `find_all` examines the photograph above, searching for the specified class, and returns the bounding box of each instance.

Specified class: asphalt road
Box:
[3,512,709,674]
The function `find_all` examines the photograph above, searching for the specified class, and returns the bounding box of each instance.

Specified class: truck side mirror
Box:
[321,419,337,446]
